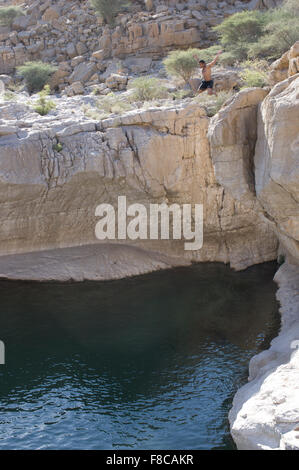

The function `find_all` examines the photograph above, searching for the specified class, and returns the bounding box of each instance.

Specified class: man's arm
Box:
[207,50,223,68]
[192,53,201,64]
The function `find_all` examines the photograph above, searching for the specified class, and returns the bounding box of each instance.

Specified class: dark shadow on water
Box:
[0,262,280,450]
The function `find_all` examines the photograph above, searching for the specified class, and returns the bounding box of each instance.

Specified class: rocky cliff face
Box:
[229,262,299,450]
[209,75,299,268]
[0,96,278,280]
[219,74,299,450]
[255,75,299,263]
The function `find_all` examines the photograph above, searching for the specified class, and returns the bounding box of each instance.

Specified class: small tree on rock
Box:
[90,0,130,25]
[17,61,57,94]
[163,49,198,84]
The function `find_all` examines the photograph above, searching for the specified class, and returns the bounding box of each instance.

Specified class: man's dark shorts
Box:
[199,80,214,91]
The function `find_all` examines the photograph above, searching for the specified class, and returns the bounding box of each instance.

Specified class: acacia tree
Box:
[163,49,198,84]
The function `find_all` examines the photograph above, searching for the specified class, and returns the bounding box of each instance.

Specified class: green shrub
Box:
[34,85,56,116]
[240,69,267,88]
[90,0,130,24]
[0,6,25,27]
[189,45,220,64]
[240,60,269,88]
[211,0,299,63]
[197,91,234,117]
[215,10,266,48]
[53,143,63,153]
[214,10,266,63]
[129,77,169,101]
[3,91,17,102]
[163,49,198,84]
[17,61,57,94]
[96,92,132,116]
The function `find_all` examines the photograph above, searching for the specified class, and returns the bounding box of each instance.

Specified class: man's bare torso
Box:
[202,65,212,81]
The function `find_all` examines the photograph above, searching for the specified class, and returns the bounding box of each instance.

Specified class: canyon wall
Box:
[0,96,278,280]
[223,75,299,450]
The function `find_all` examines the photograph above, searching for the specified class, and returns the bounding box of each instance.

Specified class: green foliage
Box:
[212,0,299,63]
[85,92,133,118]
[92,87,102,95]
[53,142,63,153]
[189,45,220,64]
[248,1,299,59]
[90,0,130,24]
[192,46,236,66]
[34,85,56,116]
[240,60,269,88]
[214,11,266,50]
[129,77,169,101]
[197,91,234,117]
[17,61,57,94]
[0,6,25,26]
[3,91,17,102]
[163,49,198,83]
[240,69,267,88]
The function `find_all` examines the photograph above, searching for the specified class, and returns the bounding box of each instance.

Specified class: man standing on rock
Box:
[192,50,223,95]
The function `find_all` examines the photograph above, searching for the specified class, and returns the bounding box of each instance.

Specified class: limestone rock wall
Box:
[209,76,299,268]
[207,70,299,451]
[229,261,299,450]
[254,75,299,264]
[0,99,278,278]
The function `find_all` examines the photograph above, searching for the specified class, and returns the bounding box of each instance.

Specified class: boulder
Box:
[0,75,14,87]
[269,42,299,85]
[64,81,84,96]
[66,43,77,59]
[124,57,152,74]
[76,41,88,56]
[92,49,106,61]
[42,6,61,22]
[105,73,128,90]
[69,62,97,84]
[288,41,299,77]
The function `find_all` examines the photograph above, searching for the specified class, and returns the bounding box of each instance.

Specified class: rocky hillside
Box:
[1,0,282,90]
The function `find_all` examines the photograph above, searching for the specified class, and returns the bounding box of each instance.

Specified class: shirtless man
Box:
[192,50,222,95]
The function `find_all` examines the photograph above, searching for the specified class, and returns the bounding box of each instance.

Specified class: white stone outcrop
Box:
[269,41,299,85]
[209,87,269,208]
[226,74,299,452]
[229,261,299,450]
[208,76,299,451]
[255,75,299,264]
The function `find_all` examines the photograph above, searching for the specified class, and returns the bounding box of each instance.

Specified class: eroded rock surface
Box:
[208,87,269,208]
[229,262,299,450]
[255,75,299,263]
[0,98,278,278]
